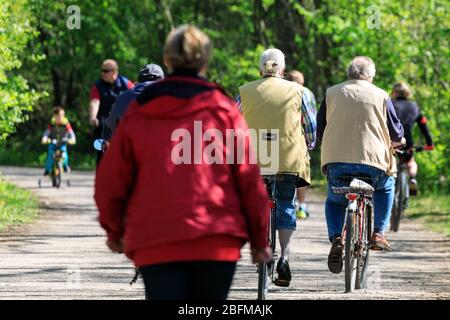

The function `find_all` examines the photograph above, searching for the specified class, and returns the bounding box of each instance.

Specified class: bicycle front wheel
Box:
[257,262,268,300]
[345,210,357,293]
[391,171,404,232]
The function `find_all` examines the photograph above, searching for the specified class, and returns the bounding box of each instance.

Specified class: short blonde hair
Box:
[392,82,412,99]
[101,59,118,71]
[163,25,211,72]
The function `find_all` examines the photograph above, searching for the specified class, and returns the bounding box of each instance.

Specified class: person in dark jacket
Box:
[391,82,434,195]
[102,64,164,141]
[95,25,272,300]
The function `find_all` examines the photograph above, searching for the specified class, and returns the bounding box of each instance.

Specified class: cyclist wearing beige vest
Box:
[316,56,405,274]
[238,48,316,287]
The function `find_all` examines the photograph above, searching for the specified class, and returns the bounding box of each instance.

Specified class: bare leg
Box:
[279,229,294,260]
[407,157,418,178]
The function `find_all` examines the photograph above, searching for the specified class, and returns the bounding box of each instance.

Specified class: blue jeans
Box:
[266,176,297,230]
[325,163,395,241]
[45,144,69,172]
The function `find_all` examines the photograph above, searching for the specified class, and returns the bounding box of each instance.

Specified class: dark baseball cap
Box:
[138,64,165,82]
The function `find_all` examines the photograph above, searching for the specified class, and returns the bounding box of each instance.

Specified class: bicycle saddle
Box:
[332,178,374,196]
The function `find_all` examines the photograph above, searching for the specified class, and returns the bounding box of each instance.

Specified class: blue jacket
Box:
[102,81,156,140]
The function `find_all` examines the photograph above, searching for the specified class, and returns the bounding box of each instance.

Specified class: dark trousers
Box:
[140,261,236,300]
[93,125,103,167]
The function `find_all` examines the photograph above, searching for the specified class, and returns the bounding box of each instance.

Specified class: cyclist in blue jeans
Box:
[317,56,405,274]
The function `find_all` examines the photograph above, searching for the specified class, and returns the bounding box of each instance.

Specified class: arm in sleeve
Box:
[41,126,51,144]
[229,110,269,250]
[316,99,327,146]
[89,85,100,101]
[65,123,76,144]
[235,94,243,113]
[386,98,404,142]
[300,92,317,150]
[103,102,119,141]
[94,119,136,242]
[416,114,434,146]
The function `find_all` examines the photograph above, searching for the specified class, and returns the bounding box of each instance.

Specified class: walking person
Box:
[95,25,271,300]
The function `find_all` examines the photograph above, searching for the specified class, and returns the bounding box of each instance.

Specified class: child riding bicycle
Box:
[41,106,76,175]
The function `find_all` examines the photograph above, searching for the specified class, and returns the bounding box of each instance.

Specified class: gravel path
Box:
[0,166,449,300]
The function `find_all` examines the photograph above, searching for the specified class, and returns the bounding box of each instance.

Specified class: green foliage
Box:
[0,0,44,140]
[407,194,450,237]
[0,0,449,193]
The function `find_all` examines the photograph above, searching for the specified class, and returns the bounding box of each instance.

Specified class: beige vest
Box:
[239,77,310,183]
[321,79,396,176]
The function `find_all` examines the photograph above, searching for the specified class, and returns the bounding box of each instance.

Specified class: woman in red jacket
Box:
[95,25,271,300]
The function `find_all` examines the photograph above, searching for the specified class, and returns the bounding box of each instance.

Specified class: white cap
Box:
[259,48,285,76]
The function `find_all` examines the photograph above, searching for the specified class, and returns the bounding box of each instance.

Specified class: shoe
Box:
[43,170,50,176]
[369,233,392,251]
[296,208,309,220]
[328,236,343,274]
[274,258,291,287]
[409,179,418,196]
[63,165,71,173]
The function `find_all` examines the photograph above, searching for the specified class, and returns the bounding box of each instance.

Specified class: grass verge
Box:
[406,194,450,237]
[0,178,39,232]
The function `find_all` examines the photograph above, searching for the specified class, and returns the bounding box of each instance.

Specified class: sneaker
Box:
[328,236,343,274]
[274,258,291,287]
[409,179,418,196]
[369,233,392,251]
[296,208,309,220]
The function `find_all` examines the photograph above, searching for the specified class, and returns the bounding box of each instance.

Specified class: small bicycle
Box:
[38,139,71,189]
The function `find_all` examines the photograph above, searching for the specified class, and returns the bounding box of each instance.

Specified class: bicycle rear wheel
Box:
[356,204,371,289]
[345,210,357,293]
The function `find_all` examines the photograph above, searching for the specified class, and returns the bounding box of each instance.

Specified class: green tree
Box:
[0,0,43,140]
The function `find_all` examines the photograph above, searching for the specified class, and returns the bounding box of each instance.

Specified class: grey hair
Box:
[259,48,285,76]
[346,56,376,80]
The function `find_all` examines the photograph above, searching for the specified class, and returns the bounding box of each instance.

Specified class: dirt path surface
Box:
[0,166,449,300]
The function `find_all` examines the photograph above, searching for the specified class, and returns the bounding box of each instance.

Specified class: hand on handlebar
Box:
[391,137,406,149]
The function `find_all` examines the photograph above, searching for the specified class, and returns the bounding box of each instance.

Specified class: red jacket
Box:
[95,75,270,266]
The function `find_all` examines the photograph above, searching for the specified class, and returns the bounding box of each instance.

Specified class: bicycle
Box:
[331,176,374,293]
[38,139,70,189]
[390,146,427,232]
[257,173,297,300]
